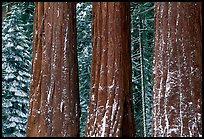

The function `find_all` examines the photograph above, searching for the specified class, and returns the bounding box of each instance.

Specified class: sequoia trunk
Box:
[152,2,202,137]
[26,2,80,137]
[85,2,135,137]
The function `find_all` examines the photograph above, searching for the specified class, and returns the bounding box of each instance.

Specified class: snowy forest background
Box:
[2,2,154,137]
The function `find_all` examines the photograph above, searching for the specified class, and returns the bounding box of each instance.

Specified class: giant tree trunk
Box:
[152,2,202,137]
[26,2,80,137]
[85,2,135,137]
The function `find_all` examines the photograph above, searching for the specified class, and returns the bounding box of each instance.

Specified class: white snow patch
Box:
[98,84,104,91]
[101,111,107,137]
[16,45,23,50]
[15,91,27,97]
[37,110,40,114]
[98,105,104,109]
[91,94,95,101]
[7,122,16,128]
[93,111,98,136]
[8,28,14,32]
[47,86,52,103]
[108,80,115,90]
[64,27,68,52]
[92,84,96,89]
[110,98,118,131]
[169,127,179,134]
[57,9,59,17]
[48,22,51,27]
[179,70,183,136]
[60,101,64,112]
[170,106,175,110]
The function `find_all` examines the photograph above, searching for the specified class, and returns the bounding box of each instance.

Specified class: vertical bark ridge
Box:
[48,3,55,135]
[50,3,58,136]
[152,2,163,136]
[161,3,169,137]
[168,3,181,136]
[112,3,122,136]
[180,3,191,136]
[95,3,105,136]
[187,3,202,136]
[152,2,159,136]
[159,3,167,136]
[121,3,135,137]
[26,2,43,136]
[38,2,48,136]
[194,3,202,135]
[175,2,185,136]
[106,3,117,136]
[60,2,66,135]
[42,2,52,135]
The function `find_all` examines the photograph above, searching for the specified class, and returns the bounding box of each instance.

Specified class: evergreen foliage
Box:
[2,2,34,137]
[130,2,154,137]
[76,2,92,137]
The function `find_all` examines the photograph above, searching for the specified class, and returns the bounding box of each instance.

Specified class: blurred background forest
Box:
[2,2,154,137]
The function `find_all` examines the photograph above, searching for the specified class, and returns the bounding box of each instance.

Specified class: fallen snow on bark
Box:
[91,93,95,102]
[111,97,117,127]
[108,80,115,90]
[48,22,51,27]
[64,27,68,52]
[47,86,52,103]
[98,84,104,91]
[101,111,107,137]
[57,4,60,17]
[91,83,96,89]
[60,101,64,112]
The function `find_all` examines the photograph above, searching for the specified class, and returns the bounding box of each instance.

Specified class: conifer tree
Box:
[2,2,34,137]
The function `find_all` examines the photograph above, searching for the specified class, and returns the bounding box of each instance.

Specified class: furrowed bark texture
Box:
[26,2,80,137]
[85,2,135,137]
[152,2,202,137]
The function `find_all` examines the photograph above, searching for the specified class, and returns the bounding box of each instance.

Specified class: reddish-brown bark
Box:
[85,2,135,137]
[26,2,80,137]
[152,2,202,137]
